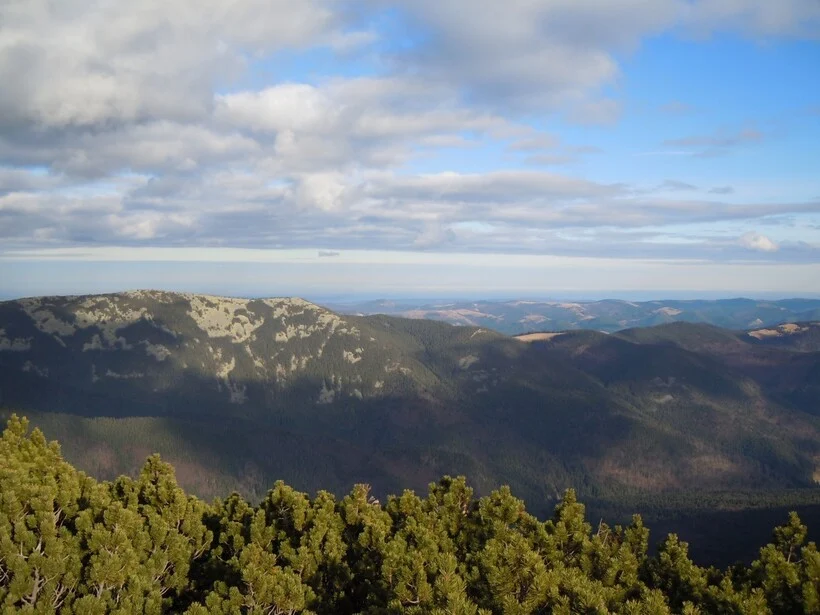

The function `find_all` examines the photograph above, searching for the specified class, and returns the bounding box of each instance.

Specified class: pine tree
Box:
[1,416,819,614]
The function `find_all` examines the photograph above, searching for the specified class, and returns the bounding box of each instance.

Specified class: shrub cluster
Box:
[1,416,818,614]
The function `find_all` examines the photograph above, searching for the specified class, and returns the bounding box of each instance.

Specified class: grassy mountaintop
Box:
[1,291,819,513]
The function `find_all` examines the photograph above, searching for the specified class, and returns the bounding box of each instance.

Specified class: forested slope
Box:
[2,292,818,506]
[2,416,820,614]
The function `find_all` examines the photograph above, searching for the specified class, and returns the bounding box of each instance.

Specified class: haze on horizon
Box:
[0,0,819,299]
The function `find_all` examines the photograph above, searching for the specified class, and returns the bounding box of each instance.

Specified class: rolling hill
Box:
[326,297,820,335]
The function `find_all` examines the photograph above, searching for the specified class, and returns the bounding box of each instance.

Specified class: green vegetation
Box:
[2,416,820,614]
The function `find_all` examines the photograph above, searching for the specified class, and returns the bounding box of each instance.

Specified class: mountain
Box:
[325,297,820,335]
[2,290,819,520]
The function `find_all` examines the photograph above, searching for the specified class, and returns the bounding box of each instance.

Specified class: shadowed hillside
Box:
[1,292,819,536]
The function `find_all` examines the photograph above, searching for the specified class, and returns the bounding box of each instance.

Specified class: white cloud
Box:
[740,231,780,252]
[379,0,679,111]
[0,0,341,129]
[4,0,813,135]
[215,85,336,135]
[293,173,350,212]
[0,0,818,273]
[216,77,519,144]
[3,162,818,259]
[368,0,819,114]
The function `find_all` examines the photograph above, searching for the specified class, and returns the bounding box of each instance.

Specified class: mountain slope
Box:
[1,291,819,509]
[745,322,820,352]
[612,321,820,419]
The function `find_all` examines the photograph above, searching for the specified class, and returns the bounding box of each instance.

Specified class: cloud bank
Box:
[0,0,818,275]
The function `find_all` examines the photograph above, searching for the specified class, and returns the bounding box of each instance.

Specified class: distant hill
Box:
[325,297,820,335]
[745,321,820,352]
[1,291,819,520]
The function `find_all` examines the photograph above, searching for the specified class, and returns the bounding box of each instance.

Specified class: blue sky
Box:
[0,0,819,299]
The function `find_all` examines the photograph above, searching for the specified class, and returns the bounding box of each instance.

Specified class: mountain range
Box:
[1,290,818,520]
[325,297,820,336]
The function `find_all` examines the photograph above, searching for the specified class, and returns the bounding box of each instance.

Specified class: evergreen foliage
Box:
[2,416,820,614]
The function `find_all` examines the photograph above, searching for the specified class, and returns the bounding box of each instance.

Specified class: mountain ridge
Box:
[1,291,819,510]
[326,296,820,335]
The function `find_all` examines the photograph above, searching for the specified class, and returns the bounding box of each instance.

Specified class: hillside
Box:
[612,322,820,419]
[745,322,820,352]
[1,291,819,517]
[327,297,820,335]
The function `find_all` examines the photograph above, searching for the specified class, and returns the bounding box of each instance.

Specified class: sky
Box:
[1,0,819,300]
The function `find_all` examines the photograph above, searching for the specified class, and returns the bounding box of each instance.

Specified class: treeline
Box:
[1,416,818,614]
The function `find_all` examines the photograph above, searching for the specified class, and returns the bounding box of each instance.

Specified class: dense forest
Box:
[2,416,819,614]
